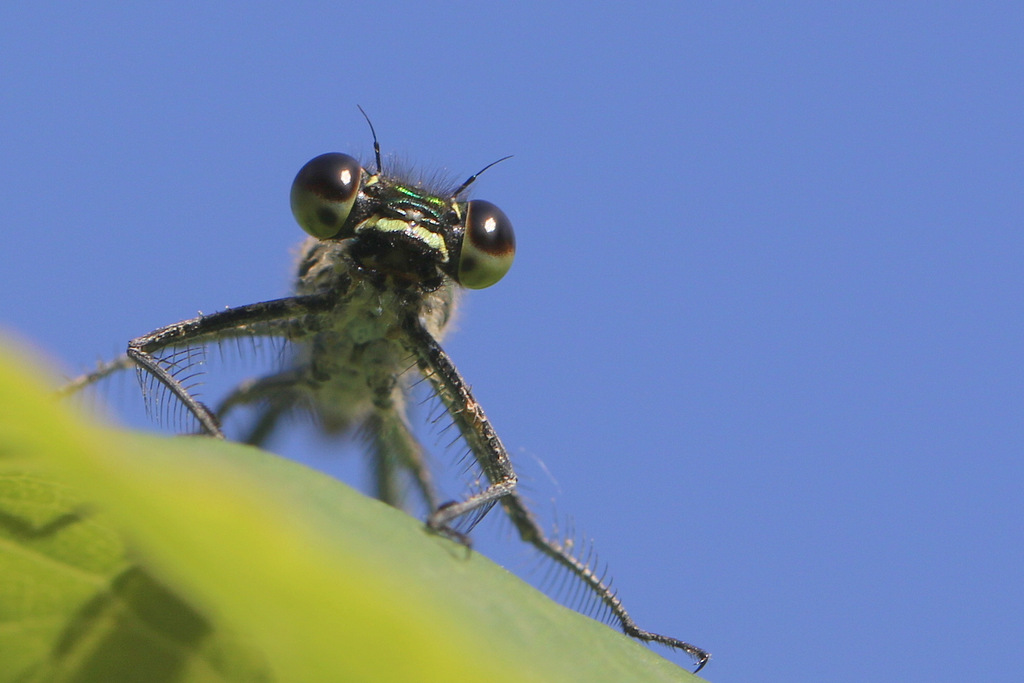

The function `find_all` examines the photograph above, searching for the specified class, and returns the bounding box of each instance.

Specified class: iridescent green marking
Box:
[395,185,446,207]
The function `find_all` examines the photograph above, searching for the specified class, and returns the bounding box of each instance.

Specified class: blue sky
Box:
[2,3,1021,681]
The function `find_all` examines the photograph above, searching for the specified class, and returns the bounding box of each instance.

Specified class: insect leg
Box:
[127,293,336,437]
[402,314,709,671]
[216,370,308,446]
[58,355,136,397]
[364,404,440,512]
[402,315,518,533]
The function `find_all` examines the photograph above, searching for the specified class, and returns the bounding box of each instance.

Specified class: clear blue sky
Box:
[2,3,1021,681]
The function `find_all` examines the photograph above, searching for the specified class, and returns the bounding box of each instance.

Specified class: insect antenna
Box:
[356,105,382,175]
[452,155,513,198]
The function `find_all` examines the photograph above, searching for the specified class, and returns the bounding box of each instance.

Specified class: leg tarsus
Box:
[623,624,711,672]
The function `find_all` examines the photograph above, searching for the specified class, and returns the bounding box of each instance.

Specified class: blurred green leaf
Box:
[0,338,702,682]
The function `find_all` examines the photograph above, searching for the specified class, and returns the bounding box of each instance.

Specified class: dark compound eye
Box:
[457,199,515,289]
[290,153,363,239]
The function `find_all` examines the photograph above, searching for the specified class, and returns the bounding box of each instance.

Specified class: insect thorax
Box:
[290,236,458,429]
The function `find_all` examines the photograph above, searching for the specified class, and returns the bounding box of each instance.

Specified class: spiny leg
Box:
[402,316,518,536]
[402,314,710,672]
[126,292,336,437]
[127,345,223,436]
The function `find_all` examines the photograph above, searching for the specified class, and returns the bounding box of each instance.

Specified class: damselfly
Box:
[63,112,709,671]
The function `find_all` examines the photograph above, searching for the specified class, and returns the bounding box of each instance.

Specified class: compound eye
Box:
[290,153,363,239]
[457,199,515,289]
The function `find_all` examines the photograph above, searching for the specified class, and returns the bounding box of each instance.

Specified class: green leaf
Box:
[0,338,704,682]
